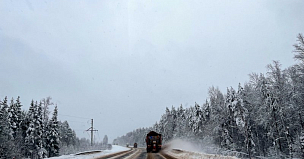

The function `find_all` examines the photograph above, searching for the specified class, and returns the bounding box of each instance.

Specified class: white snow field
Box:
[163,139,239,159]
[164,149,239,159]
[48,145,130,159]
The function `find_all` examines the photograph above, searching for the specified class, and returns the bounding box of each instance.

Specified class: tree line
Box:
[0,96,103,158]
[114,34,304,158]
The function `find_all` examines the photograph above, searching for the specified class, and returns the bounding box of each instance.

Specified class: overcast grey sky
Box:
[1,0,303,142]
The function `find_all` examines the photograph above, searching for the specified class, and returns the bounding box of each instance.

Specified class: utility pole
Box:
[86,119,98,146]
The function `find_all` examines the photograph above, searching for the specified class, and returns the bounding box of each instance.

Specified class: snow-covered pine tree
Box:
[266,61,291,156]
[25,100,36,158]
[220,122,233,150]
[103,135,108,146]
[36,101,44,158]
[153,122,159,133]
[208,86,225,125]
[187,106,195,136]
[162,107,174,142]
[293,33,304,63]
[9,96,24,158]
[248,73,272,156]
[244,122,255,158]
[235,83,254,155]
[175,104,185,138]
[170,106,177,137]
[8,96,22,138]
[25,101,44,158]
[8,97,17,138]
[157,114,165,139]
[0,97,14,158]
[291,33,304,157]
[207,86,226,146]
[19,110,28,157]
[222,87,237,150]
[200,100,213,137]
[287,65,304,157]
[47,105,59,157]
[41,97,53,151]
[60,121,76,146]
[235,84,246,129]
[193,102,203,135]
[203,100,210,122]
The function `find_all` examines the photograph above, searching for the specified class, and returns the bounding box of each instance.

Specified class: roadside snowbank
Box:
[165,149,239,159]
[48,145,130,159]
[163,139,238,159]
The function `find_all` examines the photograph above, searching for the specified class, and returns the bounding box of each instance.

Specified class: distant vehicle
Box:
[146,131,162,153]
[134,142,137,148]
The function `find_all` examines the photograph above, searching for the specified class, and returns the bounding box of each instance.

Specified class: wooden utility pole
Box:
[86,119,98,146]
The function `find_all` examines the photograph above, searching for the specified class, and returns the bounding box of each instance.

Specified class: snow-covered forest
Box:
[0,97,106,158]
[114,34,304,158]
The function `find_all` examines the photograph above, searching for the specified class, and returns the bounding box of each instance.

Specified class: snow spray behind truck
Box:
[146,131,162,152]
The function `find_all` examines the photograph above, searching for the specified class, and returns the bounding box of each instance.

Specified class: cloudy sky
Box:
[1,0,303,142]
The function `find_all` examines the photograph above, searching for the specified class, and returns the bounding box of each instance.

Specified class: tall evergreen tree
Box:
[103,135,108,146]
[35,101,44,158]
[60,121,76,146]
[0,97,13,158]
[25,100,36,158]
[175,104,186,138]
[162,107,174,141]
[293,33,304,63]
[47,105,59,157]
[9,97,24,158]
[8,96,22,138]
[203,100,210,122]
[8,97,16,137]
[25,101,44,158]
[266,61,291,156]
[193,102,203,135]
[292,33,304,157]
[41,97,53,151]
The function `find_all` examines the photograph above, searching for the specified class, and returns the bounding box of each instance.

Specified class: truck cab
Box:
[146,131,162,153]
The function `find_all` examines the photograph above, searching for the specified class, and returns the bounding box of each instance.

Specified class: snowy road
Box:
[96,148,177,159]
[49,145,238,159]
[48,146,176,159]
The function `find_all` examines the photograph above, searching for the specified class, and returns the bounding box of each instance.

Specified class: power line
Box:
[58,113,90,119]
[66,120,87,123]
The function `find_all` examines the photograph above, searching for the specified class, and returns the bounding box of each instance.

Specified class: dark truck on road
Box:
[145,131,162,152]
